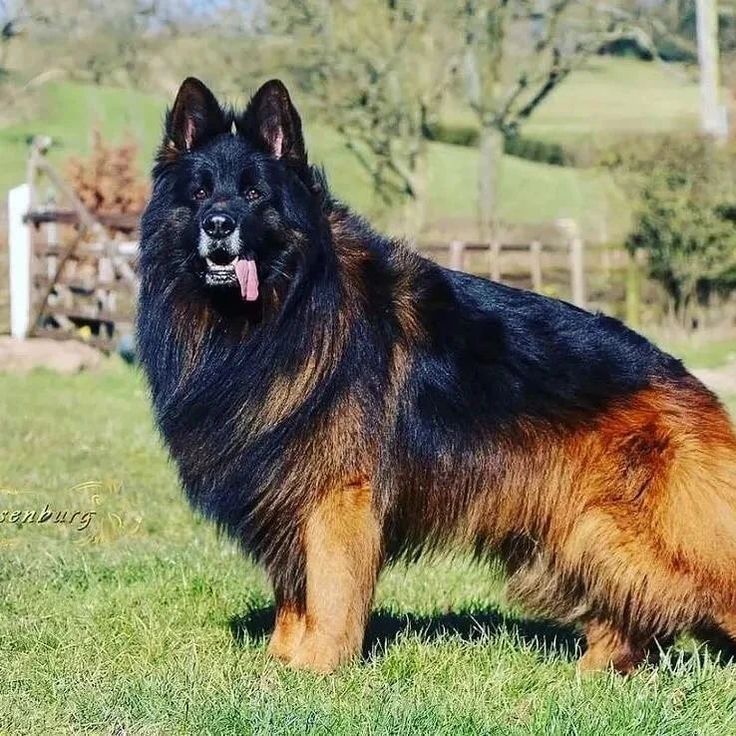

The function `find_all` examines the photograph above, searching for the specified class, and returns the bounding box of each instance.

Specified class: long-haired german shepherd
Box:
[137,77,736,673]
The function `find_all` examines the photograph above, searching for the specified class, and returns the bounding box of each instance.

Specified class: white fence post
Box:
[8,184,32,339]
[569,234,586,309]
[557,218,586,309]
[449,240,465,271]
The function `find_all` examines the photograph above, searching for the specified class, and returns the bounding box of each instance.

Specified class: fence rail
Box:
[24,209,140,233]
[421,234,586,309]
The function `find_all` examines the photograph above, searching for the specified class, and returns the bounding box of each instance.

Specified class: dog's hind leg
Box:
[717,614,736,640]
[578,619,649,674]
[505,539,657,673]
[288,480,382,673]
[709,613,736,661]
[558,506,703,673]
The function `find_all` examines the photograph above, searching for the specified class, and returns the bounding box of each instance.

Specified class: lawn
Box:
[1,360,736,735]
[525,57,702,144]
[661,338,736,371]
[1,55,703,242]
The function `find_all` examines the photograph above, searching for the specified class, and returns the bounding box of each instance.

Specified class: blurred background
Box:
[1,0,736,363]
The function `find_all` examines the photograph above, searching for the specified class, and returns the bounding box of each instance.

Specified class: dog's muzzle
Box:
[197,223,259,301]
[199,219,240,288]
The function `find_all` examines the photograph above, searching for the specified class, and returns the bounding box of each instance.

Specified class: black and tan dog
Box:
[137,77,736,673]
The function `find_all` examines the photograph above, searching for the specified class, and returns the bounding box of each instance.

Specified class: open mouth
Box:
[204,255,238,285]
[203,256,259,301]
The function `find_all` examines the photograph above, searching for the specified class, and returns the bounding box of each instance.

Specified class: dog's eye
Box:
[244,188,261,202]
[192,188,209,202]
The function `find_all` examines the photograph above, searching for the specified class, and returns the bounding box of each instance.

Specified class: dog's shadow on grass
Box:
[229,604,582,663]
[229,606,736,669]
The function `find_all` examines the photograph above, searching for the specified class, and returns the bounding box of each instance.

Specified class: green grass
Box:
[425,142,624,238]
[1,362,736,735]
[1,58,693,241]
[526,57,702,144]
[0,83,165,193]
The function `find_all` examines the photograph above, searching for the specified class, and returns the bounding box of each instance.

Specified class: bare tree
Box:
[462,0,637,240]
[16,0,228,89]
[268,0,463,232]
[0,0,54,114]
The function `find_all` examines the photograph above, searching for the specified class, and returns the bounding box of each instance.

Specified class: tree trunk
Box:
[625,249,642,329]
[478,122,503,243]
[405,150,429,237]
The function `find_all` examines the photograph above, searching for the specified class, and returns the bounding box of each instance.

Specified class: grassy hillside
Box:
[0,83,164,193]
[0,58,702,241]
[526,57,702,143]
[442,57,702,144]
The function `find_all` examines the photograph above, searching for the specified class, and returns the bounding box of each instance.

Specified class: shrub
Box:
[503,134,570,167]
[606,135,736,329]
[424,122,574,166]
[66,128,149,215]
[424,122,479,147]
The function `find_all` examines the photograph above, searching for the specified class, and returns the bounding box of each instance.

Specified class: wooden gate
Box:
[19,137,140,349]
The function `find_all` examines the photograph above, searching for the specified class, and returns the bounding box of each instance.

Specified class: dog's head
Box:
[143,77,319,304]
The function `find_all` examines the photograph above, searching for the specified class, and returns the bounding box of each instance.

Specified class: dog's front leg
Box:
[267,587,307,663]
[288,481,382,673]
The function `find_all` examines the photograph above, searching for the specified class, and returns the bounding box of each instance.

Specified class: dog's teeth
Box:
[205,257,237,271]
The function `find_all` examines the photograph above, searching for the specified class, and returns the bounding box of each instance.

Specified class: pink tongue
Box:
[234,259,259,302]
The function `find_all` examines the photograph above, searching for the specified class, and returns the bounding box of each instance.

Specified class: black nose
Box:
[202,212,236,239]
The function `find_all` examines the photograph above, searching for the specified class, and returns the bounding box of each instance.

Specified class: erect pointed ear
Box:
[166,77,228,153]
[239,80,306,166]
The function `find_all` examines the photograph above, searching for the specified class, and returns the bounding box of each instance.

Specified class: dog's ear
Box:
[166,77,228,153]
[240,80,306,167]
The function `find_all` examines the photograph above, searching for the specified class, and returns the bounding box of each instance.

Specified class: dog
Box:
[137,77,736,673]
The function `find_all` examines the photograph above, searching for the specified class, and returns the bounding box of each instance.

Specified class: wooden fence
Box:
[422,227,586,309]
[7,138,642,349]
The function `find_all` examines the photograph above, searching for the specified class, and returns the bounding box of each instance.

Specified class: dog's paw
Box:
[287,636,346,674]
[267,636,297,663]
[267,613,306,663]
